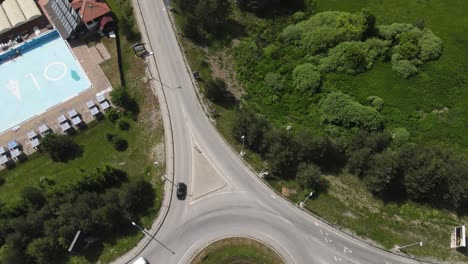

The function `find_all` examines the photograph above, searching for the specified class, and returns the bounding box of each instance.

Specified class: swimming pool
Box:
[0,30,91,133]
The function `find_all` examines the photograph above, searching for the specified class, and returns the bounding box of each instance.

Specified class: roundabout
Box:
[189,237,285,264]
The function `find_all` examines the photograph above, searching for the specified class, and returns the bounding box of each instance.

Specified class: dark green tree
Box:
[194,0,231,34]
[204,78,227,102]
[26,237,59,264]
[363,151,400,195]
[296,163,322,190]
[40,134,83,162]
[21,187,45,209]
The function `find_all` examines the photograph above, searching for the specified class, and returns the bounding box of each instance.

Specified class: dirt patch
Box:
[208,50,244,100]
[432,107,449,114]
[281,186,297,197]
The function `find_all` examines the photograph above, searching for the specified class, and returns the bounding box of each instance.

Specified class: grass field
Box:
[315,0,468,153]
[190,237,284,264]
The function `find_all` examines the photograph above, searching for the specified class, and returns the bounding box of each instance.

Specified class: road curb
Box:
[109,0,176,263]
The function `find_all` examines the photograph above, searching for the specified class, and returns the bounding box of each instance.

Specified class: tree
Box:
[21,187,45,209]
[265,129,298,178]
[296,163,322,190]
[232,108,270,153]
[264,73,285,94]
[236,0,280,15]
[292,63,321,93]
[40,134,82,162]
[194,0,231,34]
[319,92,383,130]
[119,180,155,218]
[111,136,128,151]
[204,78,227,101]
[26,237,59,264]
[110,87,139,117]
[392,127,410,146]
[397,144,445,203]
[363,151,400,195]
[347,147,372,176]
[105,108,120,123]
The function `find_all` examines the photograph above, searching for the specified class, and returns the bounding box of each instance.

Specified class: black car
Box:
[176,182,187,200]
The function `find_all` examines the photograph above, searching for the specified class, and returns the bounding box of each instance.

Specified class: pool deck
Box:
[0,37,112,160]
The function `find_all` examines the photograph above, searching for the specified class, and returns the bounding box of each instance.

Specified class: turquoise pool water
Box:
[0,30,91,133]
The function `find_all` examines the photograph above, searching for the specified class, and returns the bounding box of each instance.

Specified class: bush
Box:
[105,108,120,123]
[204,78,227,101]
[319,39,390,75]
[419,29,443,61]
[363,150,400,195]
[319,92,383,130]
[391,59,419,78]
[392,127,410,146]
[295,11,369,54]
[296,163,322,190]
[111,136,128,152]
[366,96,384,111]
[117,119,131,130]
[280,25,302,45]
[377,23,414,42]
[0,177,4,186]
[263,73,284,94]
[292,63,321,93]
[40,134,83,162]
[110,88,139,117]
[293,11,306,22]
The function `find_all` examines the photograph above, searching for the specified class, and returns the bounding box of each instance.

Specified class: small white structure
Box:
[100,100,110,111]
[27,130,40,149]
[451,225,466,249]
[58,114,72,133]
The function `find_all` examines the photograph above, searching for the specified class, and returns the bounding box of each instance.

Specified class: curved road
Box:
[133,0,422,263]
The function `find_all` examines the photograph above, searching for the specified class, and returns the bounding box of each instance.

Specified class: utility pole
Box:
[240,135,245,156]
[299,192,314,208]
[131,222,175,255]
[397,241,423,251]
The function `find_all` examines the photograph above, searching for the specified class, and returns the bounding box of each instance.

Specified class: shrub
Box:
[280,25,302,45]
[264,73,285,94]
[319,92,383,130]
[296,163,322,190]
[366,96,384,111]
[296,11,369,54]
[292,63,321,93]
[0,177,4,186]
[110,88,139,117]
[117,119,131,130]
[293,11,306,22]
[40,134,83,162]
[419,29,443,61]
[392,127,410,146]
[377,23,414,42]
[105,108,120,123]
[111,136,128,152]
[391,59,419,78]
[204,78,227,102]
[364,150,400,195]
[320,39,390,75]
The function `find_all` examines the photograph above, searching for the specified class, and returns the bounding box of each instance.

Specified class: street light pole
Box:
[131,222,175,255]
[161,174,177,188]
[299,192,314,208]
[240,135,245,156]
[397,241,423,251]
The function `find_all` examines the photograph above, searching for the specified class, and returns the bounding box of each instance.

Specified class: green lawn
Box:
[315,0,468,153]
[191,237,284,264]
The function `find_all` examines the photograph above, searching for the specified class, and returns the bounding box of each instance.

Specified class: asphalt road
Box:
[133,0,423,263]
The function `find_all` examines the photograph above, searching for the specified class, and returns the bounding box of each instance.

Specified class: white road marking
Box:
[334,256,341,262]
[315,222,319,226]
[343,246,352,254]
[270,195,277,199]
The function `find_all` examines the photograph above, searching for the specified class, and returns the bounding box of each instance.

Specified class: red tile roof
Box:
[71,0,110,23]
